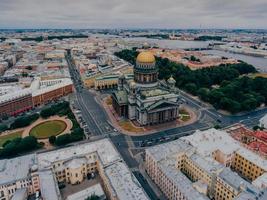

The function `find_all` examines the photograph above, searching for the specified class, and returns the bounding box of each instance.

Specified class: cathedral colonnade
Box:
[147,108,178,125]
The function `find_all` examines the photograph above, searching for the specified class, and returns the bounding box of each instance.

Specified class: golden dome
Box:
[136,51,155,63]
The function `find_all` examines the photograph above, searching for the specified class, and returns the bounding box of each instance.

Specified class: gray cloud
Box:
[0,0,266,28]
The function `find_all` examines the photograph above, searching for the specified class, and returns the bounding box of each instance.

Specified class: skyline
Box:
[0,0,267,29]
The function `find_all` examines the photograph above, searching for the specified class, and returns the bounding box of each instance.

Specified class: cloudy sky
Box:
[0,0,266,29]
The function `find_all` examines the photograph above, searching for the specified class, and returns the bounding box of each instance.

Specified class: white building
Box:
[145,129,267,200]
[259,114,267,128]
[0,139,150,200]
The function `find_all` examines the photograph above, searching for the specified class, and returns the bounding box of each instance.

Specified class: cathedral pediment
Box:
[146,100,178,112]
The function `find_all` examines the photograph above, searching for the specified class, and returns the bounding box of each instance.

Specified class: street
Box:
[66,52,267,200]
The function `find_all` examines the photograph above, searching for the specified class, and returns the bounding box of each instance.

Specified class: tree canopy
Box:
[10,113,39,129]
[0,136,39,158]
[115,49,265,113]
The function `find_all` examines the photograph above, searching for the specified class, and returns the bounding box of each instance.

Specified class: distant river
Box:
[123,37,209,49]
[98,35,267,72]
[202,50,267,72]
[124,37,267,72]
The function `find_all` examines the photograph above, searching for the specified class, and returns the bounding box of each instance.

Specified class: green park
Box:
[29,120,67,139]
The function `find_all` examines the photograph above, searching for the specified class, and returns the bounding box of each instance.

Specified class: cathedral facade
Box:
[112,51,181,126]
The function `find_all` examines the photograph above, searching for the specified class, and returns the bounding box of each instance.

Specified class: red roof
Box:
[254,131,267,143]
[248,141,267,155]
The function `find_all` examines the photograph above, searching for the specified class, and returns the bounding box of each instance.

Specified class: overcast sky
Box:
[0,0,266,29]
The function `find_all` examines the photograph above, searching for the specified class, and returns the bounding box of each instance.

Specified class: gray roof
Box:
[219,168,260,195]
[190,153,223,175]
[39,170,61,200]
[140,88,170,98]
[145,99,178,111]
[146,139,192,162]
[0,154,37,185]
[159,163,209,200]
[11,188,27,200]
[113,90,128,105]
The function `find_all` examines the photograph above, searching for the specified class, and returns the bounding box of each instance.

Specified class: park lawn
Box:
[0,131,23,147]
[118,120,144,133]
[179,109,191,122]
[180,115,191,122]
[29,120,67,139]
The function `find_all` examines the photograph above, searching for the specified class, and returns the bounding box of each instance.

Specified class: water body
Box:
[124,37,267,72]
[202,50,267,72]
[98,35,267,72]
[124,37,209,49]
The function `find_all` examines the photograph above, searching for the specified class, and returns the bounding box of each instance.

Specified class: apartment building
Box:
[0,78,73,117]
[145,129,267,200]
[0,139,150,200]
[0,155,40,200]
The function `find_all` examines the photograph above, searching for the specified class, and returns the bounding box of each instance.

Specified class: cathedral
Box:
[112,51,181,126]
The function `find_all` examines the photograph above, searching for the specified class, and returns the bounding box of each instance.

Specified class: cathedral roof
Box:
[112,90,128,105]
[136,51,155,63]
[145,100,179,111]
[140,89,170,98]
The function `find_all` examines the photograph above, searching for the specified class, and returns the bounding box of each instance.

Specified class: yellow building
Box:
[94,73,134,90]
[145,129,267,200]
[231,151,265,181]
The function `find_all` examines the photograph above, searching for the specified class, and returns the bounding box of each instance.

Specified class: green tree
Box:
[209,90,224,104]
[49,136,56,144]
[55,134,71,146]
[241,98,258,111]
[184,83,198,95]
[85,194,100,200]
[0,124,8,132]
[10,113,39,129]
[198,88,210,101]
[220,98,241,113]
[0,136,38,158]
[18,136,38,152]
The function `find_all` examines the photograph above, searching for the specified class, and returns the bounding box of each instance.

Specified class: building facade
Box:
[0,139,149,200]
[0,155,40,200]
[0,78,73,117]
[112,51,180,126]
[0,92,33,118]
[145,129,267,200]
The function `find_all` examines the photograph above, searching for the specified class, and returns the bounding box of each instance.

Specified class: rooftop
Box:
[182,128,239,156]
[159,163,209,200]
[140,88,170,98]
[219,168,259,194]
[0,154,36,185]
[38,170,61,200]
[183,129,267,171]
[113,90,128,105]
[37,139,121,169]
[190,153,223,175]
[104,161,149,200]
[146,139,192,162]
[11,188,27,200]
[66,183,105,200]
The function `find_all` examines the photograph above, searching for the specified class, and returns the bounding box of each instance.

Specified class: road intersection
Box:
[66,53,267,200]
